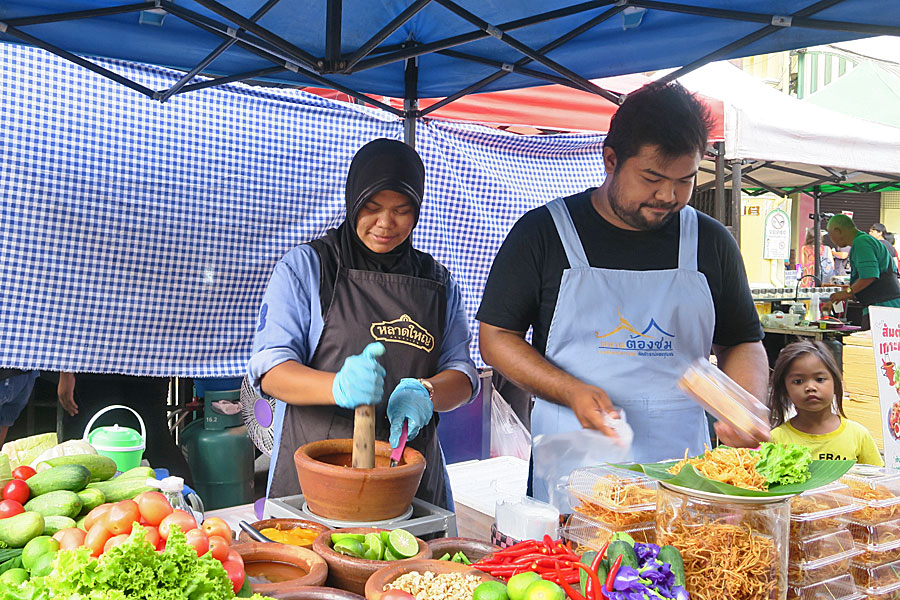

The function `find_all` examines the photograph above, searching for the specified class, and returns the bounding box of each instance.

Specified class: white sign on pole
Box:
[868,306,900,471]
[763,208,790,260]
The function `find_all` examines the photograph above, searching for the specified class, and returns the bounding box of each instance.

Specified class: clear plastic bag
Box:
[490,388,531,461]
[531,411,634,512]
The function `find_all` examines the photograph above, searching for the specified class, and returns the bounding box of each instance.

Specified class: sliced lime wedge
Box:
[333,538,364,558]
[384,545,402,561]
[380,531,391,545]
[364,533,384,561]
[331,533,366,544]
[387,529,418,559]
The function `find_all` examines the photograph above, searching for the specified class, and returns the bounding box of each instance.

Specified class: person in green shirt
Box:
[827,214,900,328]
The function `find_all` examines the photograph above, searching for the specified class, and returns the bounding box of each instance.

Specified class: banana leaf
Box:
[615,460,855,497]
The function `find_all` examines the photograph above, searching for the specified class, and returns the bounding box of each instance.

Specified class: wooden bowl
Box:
[231,541,328,594]
[312,527,431,595]
[294,438,425,522]
[427,538,500,563]
[264,587,366,600]
[237,518,330,545]
[366,559,499,600]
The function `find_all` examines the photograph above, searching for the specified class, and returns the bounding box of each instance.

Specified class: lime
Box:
[522,580,565,600]
[473,581,509,600]
[333,538,365,558]
[380,530,391,545]
[331,533,366,544]
[363,533,384,561]
[384,545,403,561]
[29,552,55,578]
[386,529,418,559]
[0,568,28,585]
[22,536,59,572]
[507,572,542,600]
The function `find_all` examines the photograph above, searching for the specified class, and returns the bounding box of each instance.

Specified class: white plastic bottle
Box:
[810,291,821,321]
[147,476,203,524]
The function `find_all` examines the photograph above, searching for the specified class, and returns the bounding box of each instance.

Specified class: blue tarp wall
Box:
[0,44,606,376]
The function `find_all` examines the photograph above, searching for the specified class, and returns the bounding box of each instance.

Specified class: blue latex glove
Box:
[332,342,386,409]
[387,378,433,447]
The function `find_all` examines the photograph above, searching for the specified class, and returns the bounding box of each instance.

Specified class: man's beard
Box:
[608,177,681,231]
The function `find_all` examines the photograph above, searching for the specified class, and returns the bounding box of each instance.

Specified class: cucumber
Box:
[658,545,685,587]
[25,464,91,496]
[24,490,83,519]
[39,455,117,482]
[579,550,597,592]
[43,515,77,536]
[116,466,154,480]
[0,512,45,548]
[607,540,639,571]
[76,488,106,515]
[86,478,153,503]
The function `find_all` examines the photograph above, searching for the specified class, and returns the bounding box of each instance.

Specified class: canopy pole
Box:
[813,188,823,282]
[404,57,418,148]
[714,142,725,224]
[731,160,742,246]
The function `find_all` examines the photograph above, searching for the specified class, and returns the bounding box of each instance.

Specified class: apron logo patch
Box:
[595,311,675,357]
[370,314,435,352]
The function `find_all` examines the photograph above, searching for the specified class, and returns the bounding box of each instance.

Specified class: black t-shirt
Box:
[476,190,763,354]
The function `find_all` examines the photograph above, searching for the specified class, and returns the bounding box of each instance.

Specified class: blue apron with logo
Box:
[531,198,715,501]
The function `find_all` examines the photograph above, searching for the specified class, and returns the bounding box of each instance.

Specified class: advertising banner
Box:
[868,306,900,470]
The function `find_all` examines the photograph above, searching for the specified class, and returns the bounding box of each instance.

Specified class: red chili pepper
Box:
[605,555,623,592]
[555,563,587,600]
[573,562,602,600]
[556,543,579,560]
[589,544,607,577]
[543,535,556,551]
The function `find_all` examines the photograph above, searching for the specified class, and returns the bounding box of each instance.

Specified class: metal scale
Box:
[264,495,458,538]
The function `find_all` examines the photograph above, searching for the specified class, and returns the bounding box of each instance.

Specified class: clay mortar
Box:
[294,439,425,522]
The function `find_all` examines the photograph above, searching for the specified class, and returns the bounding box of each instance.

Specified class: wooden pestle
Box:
[352,405,376,468]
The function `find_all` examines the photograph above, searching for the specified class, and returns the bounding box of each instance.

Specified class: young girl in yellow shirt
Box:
[769,340,883,466]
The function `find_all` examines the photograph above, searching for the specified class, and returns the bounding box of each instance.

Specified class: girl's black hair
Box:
[768,340,845,428]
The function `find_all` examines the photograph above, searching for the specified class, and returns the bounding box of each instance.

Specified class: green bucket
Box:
[83,405,147,472]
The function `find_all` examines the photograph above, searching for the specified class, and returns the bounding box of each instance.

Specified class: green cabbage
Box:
[0,433,57,470]
[753,442,814,487]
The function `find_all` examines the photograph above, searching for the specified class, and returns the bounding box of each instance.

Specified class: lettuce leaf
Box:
[752,442,814,487]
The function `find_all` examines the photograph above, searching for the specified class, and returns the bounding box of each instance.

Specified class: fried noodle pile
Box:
[668,446,768,491]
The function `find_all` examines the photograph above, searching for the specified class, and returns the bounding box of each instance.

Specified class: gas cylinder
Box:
[181,387,255,510]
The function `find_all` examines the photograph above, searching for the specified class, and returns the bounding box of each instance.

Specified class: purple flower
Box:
[635,543,660,564]
[671,585,690,600]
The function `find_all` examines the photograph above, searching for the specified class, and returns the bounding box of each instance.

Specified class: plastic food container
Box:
[567,465,657,512]
[850,558,900,590]
[787,574,864,600]
[790,529,857,564]
[790,482,858,538]
[847,516,900,547]
[840,466,900,525]
[678,359,771,441]
[860,580,900,600]
[854,540,900,567]
[656,482,789,600]
[560,511,655,552]
[789,552,861,587]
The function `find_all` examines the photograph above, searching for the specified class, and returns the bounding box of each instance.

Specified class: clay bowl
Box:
[237,518,330,546]
[312,527,431,596]
[231,541,328,595]
[427,537,500,563]
[366,558,500,600]
[295,438,425,522]
[264,587,365,600]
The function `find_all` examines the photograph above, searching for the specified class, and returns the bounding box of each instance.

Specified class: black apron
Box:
[268,249,449,509]
[854,265,900,308]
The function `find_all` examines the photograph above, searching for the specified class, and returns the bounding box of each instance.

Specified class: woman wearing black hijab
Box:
[249,139,479,508]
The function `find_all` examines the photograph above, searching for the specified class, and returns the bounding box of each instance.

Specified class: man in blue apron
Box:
[476,83,769,501]
[249,139,479,508]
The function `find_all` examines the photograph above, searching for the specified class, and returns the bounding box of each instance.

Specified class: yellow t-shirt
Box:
[771,417,884,466]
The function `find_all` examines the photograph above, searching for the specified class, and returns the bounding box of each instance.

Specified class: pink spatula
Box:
[389,420,409,467]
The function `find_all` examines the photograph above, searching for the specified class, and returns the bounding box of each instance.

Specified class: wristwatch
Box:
[417,378,435,401]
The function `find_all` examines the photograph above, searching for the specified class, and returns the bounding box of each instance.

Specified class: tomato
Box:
[208,535,229,561]
[2,480,29,505]
[52,527,87,550]
[84,503,113,531]
[103,534,130,554]
[158,510,197,539]
[184,528,209,557]
[105,500,140,536]
[142,525,161,550]
[380,591,416,600]
[0,499,24,519]
[201,516,232,541]
[84,525,113,557]
[222,556,245,594]
[134,491,173,527]
[11,466,36,481]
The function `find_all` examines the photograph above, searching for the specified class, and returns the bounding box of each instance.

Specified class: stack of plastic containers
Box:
[841,466,900,600]
[561,465,657,552]
[787,482,863,600]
